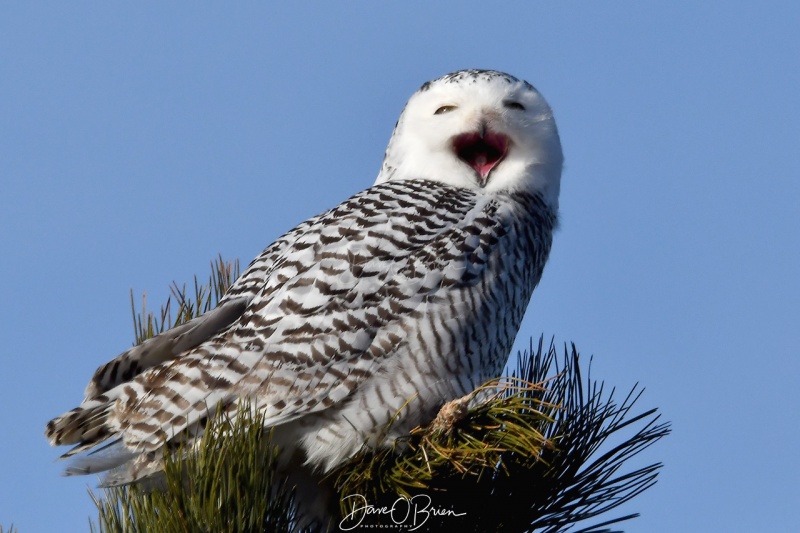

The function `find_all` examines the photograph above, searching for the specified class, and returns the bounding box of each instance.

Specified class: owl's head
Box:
[376,70,563,211]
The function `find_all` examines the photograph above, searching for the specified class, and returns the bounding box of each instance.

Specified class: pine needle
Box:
[89,404,296,533]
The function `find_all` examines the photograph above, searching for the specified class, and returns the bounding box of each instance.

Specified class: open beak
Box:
[453,129,509,185]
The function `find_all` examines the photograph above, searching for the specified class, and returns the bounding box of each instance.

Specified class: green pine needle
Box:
[130,254,239,346]
[89,403,296,533]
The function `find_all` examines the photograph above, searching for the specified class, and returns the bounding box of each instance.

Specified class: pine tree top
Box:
[89,257,669,533]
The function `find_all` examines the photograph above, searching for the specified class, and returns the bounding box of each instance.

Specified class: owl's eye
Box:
[434,105,457,115]
[504,101,526,111]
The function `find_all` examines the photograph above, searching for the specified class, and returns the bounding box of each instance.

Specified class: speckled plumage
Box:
[46,70,563,493]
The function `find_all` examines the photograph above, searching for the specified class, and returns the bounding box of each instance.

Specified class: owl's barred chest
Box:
[294,190,556,470]
[360,182,556,375]
[365,183,554,352]
[406,191,554,374]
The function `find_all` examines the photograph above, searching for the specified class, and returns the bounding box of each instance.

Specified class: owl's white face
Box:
[376,70,563,210]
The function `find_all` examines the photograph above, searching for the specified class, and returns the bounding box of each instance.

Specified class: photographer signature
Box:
[339,493,467,531]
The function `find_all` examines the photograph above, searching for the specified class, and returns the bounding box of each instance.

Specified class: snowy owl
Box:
[46,69,562,521]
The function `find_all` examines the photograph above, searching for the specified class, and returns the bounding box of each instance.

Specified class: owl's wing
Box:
[82,298,248,400]
[47,181,509,473]
[112,182,507,454]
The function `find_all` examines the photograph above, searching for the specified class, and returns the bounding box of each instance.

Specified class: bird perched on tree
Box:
[46,69,562,515]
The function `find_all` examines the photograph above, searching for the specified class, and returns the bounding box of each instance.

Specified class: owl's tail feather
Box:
[45,397,116,458]
[62,438,140,480]
[47,401,168,485]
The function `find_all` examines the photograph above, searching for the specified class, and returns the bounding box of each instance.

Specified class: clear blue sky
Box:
[2,3,798,531]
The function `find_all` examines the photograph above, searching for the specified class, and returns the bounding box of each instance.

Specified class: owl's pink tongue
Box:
[453,131,509,181]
